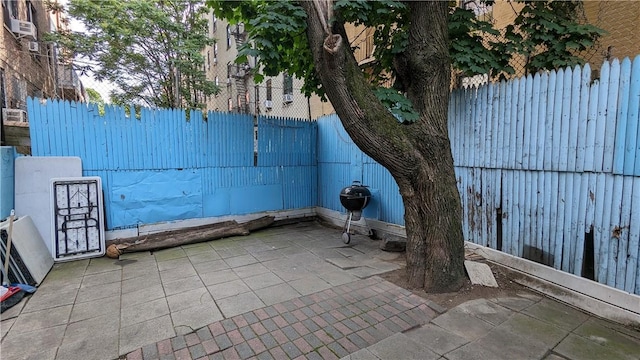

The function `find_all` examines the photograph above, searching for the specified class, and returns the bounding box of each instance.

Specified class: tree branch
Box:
[299,1,417,179]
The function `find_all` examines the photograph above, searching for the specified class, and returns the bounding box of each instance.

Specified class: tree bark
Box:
[301,0,464,292]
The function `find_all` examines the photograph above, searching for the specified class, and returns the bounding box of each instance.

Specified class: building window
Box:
[283,74,293,96]
[226,24,232,49]
[26,1,35,23]
[228,97,232,111]
[12,75,26,109]
[463,1,493,22]
[0,68,6,111]
[212,13,217,32]
[213,43,218,65]
[3,0,18,28]
[4,0,18,18]
[266,79,272,101]
[207,51,211,70]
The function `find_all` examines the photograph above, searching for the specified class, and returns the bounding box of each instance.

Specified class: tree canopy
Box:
[85,88,104,104]
[210,0,602,108]
[206,0,603,292]
[48,0,219,109]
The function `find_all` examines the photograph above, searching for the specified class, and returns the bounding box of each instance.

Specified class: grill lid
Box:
[339,181,371,211]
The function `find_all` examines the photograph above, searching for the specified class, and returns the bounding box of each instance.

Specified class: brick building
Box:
[203,13,311,119]
[582,1,640,67]
[487,0,640,75]
[1,0,85,123]
[1,0,53,123]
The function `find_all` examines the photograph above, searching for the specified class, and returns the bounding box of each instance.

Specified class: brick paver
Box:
[125,277,438,359]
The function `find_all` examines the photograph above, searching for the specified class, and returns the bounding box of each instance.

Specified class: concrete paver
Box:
[404,323,469,355]
[522,298,591,331]
[1,222,639,360]
[352,291,640,360]
[367,333,440,360]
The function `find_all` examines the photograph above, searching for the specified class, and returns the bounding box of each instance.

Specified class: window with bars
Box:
[266,79,272,101]
[0,68,6,110]
[26,0,35,23]
[283,74,293,95]
[2,0,18,28]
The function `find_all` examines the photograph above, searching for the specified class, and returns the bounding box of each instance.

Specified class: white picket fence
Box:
[450,56,640,295]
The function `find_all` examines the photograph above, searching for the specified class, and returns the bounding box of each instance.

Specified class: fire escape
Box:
[229,23,253,114]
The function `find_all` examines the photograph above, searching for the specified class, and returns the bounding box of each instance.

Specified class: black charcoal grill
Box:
[339,181,372,244]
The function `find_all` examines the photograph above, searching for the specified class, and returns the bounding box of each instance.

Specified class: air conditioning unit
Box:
[226,78,232,85]
[233,69,246,78]
[264,100,273,110]
[2,108,28,122]
[10,18,37,39]
[28,41,39,52]
[283,93,294,103]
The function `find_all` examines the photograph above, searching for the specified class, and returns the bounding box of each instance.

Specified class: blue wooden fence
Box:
[316,115,404,225]
[26,55,640,296]
[27,99,317,230]
[316,56,640,296]
[449,56,640,295]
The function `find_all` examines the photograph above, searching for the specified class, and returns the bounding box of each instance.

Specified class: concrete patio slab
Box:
[367,333,440,360]
[403,323,469,355]
[216,291,266,318]
[2,222,639,360]
[522,298,591,331]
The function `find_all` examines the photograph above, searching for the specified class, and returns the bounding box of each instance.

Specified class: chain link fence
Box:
[451,0,631,89]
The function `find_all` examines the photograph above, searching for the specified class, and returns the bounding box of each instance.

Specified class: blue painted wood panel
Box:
[446,57,640,295]
[26,56,640,295]
[27,100,317,229]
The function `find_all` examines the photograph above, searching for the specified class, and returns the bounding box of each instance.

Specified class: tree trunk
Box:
[301,0,465,292]
[398,141,465,291]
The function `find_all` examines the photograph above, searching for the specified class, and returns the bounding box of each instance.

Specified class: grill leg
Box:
[341,212,353,244]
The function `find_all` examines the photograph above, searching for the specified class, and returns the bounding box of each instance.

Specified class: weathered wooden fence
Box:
[317,56,640,295]
[316,115,404,225]
[26,99,317,230]
[451,56,640,295]
[25,55,640,296]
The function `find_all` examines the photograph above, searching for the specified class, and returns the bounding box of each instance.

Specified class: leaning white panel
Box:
[50,177,106,261]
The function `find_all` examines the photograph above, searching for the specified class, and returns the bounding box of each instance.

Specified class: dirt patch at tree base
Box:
[379,253,534,310]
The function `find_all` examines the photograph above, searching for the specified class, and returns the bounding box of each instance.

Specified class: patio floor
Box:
[1,221,639,360]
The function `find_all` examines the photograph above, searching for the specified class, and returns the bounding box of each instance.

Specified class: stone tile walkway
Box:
[343,295,640,360]
[0,222,405,360]
[2,221,639,360]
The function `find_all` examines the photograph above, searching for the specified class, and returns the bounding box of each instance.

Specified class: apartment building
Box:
[203,13,311,119]
[1,0,85,124]
[487,0,640,76]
